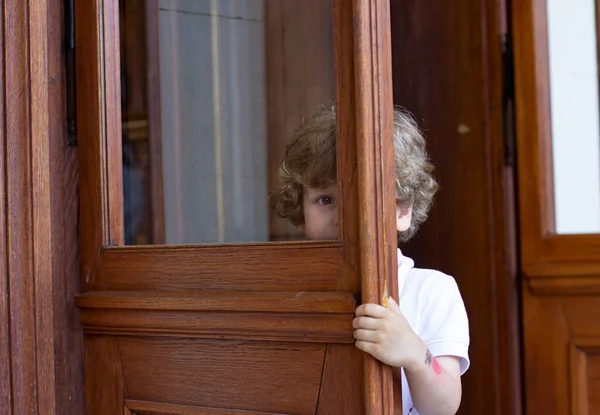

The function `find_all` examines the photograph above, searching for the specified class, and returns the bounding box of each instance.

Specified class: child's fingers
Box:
[353,328,379,342]
[388,297,400,313]
[352,316,380,329]
[355,339,377,355]
[355,303,388,318]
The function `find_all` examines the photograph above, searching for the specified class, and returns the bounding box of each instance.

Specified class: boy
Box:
[270,104,470,415]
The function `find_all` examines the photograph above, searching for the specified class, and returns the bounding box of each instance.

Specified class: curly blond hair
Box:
[269,103,438,243]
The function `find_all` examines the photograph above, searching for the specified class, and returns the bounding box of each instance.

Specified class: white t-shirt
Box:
[397,249,470,415]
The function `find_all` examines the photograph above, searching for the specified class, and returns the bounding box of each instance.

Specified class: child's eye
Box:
[318,196,334,205]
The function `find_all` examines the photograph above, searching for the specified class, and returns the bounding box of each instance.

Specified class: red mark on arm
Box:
[431,357,443,376]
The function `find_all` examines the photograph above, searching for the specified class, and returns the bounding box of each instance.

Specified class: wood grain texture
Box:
[119,338,325,414]
[76,290,356,313]
[48,0,86,409]
[0,1,85,412]
[75,0,110,290]
[104,0,124,246]
[568,341,600,415]
[352,0,398,413]
[316,344,364,414]
[528,275,600,295]
[390,0,521,413]
[0,1,9,410]
[126,400,286,415]
[522,285,600,414]
[102,242,343,291]
[0,0,86,412]
[79,309,354,343]
[29,0,59,412]
[78,0,394,412]
[85,335,128,415]
[512,0,554,270]
[4,1,38,411]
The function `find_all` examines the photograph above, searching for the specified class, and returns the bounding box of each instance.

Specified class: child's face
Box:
[300,184,339,240]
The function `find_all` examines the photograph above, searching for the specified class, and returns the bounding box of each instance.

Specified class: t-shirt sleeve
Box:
[418,272,470,375]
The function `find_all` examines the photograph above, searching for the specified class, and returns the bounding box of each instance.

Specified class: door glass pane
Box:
[119,0,335,244]
[547,0,600,234]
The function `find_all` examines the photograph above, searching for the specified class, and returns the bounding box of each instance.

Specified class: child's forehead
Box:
[304,183,338,192]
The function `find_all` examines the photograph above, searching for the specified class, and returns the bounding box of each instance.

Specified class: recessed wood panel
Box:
[588,352,600,414]
[571,344,600,414]
[316,345,364,414]
[119,338,325,414]
[524,288,600,414]
[102,243,342,292]
[85,336,127,415]
[127,399,285,415]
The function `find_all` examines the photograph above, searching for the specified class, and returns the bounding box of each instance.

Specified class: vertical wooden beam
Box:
[353,0,398,413]
[0,0,81,412]
[75,0,124,289]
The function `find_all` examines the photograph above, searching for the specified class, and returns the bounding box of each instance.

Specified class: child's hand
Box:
[353,297,426,369]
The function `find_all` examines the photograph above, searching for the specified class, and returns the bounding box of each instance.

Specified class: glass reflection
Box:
[119,0,334,244]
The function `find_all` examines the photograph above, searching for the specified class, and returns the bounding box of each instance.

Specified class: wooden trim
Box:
[513,0,600,276]
[104,0,125,245]
[75,0,111,289]
[528,275,600,295]
[126,399,286,415]
[351,0,397,413]
[513,0,555,269]
[75,290,356,314]
[570,343,589,415]
[3,2,38,412]
[78,309,354,343]
[101,242,342,291]
[29,0,58,411]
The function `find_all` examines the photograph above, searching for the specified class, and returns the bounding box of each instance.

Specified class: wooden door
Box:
[74,1,399,414]
[390,0,522,413]
[513,0,600,413]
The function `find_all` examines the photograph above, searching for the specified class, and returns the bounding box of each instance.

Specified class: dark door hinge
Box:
[65,0,77,147]
[502,34,515,166]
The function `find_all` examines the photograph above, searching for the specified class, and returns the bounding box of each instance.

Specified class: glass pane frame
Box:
[514,0,600,282]
[75,0,398,411]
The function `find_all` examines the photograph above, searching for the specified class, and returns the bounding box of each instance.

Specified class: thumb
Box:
[388,296,400,313]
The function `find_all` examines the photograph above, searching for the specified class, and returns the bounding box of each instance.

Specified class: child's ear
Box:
[396,206,412,232]
[297,223,306,233]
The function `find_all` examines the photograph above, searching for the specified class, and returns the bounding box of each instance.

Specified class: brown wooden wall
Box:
[391,0,522,414]
[0,0,85,413]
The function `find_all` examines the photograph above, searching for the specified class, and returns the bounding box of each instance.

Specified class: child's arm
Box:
[353,298,462,415]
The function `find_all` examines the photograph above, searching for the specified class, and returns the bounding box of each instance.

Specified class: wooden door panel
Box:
[100,243,343,292]
[76,0,397,412]
[76,290,355,343]
[85,336,364,415]
[513,0,600,412]
[316,345,364,415]
[118,338,324,414]
[85,336,127,415]
[125,400,287,415]
[524,286,600,414]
